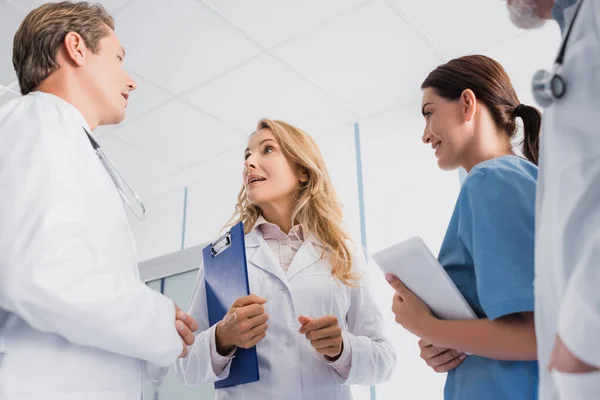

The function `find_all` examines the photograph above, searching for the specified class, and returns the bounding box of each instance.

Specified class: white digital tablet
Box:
[373,236,477,320]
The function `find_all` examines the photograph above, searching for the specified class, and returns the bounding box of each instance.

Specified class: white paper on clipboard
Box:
[373,236,477,320]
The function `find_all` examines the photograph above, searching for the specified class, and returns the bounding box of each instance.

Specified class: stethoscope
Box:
[84,128,147,221]
[531,0,584,108]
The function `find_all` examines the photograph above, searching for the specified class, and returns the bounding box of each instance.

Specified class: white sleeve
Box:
[0,121,182,367]
[175,265,233,385]
[332,246,397,385]
[556,158,600,367]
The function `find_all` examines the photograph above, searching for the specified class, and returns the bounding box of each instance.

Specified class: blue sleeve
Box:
[457,167,536,320]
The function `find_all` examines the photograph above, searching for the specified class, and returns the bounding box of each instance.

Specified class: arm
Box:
[174,262,268,386]
[175,265,234,385]
[552,158,600,369]
[387,276,536,361]
[423,312,536,360]
[391,167,538,364]
[0,122,182,367]
[337,246,397,385]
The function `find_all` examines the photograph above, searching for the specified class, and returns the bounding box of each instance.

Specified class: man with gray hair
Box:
[505,0,600,399]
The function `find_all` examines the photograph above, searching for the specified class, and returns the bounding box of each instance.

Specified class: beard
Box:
[507,0,547,29]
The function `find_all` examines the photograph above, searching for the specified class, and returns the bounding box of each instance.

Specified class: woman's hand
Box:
[419,339,466,373]
[298,315,343,361]
[215,294,269,356]
[386,273,436,338]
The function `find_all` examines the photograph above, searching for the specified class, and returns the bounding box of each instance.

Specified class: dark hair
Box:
[13,1,114,95]
[421,55,541,165]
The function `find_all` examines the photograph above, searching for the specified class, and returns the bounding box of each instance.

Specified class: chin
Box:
[437,158,457,171]
[246,193,264,207]
[99,111,125,127]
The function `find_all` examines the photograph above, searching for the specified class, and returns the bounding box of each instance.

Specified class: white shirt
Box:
[176,223,396,399]
[0,92,182,399]
[534,1,600,398]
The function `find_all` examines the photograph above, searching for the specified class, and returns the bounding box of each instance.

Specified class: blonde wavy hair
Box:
[225,119,357,286]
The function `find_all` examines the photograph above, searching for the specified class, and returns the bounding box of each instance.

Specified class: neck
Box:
[36,72,99,130]
[259,198,296,234]
[539,0,556,19]
[461,130,512,173]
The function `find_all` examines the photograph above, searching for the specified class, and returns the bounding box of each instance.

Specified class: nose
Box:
[126,72,137,92]
[422,126,433,145]
[244,154,257,170]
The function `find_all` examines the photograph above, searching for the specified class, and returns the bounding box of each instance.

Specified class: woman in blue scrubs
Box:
[387,54,540,399]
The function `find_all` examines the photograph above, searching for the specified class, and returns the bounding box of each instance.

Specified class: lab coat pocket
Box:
[552,369,600,399]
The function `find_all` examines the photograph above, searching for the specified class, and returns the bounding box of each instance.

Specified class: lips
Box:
[247,174,266,185]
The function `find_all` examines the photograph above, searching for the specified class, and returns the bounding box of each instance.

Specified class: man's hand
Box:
[175,303,199,358]
[548,335,600,373]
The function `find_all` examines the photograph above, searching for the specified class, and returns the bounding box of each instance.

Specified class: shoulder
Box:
[0,93,79,150]
[461,156,537,199]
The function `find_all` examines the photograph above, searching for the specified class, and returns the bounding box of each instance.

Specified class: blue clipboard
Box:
[203,221,260,389]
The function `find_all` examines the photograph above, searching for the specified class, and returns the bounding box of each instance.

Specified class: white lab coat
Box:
[0,92,182,400]
[175,228,396,399]
[534,1,600,399]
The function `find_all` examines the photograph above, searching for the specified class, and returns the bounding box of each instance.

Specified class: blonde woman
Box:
[175,119,396,399]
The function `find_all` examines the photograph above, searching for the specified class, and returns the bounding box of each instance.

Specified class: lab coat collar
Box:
[245,229,288,283]
[28,91,92,133]
[245,220,326,281]
[285,238,325,280]
[552,0,579,32]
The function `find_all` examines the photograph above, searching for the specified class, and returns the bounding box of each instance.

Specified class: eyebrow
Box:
[421,102,433,116]
[244,138,276,153]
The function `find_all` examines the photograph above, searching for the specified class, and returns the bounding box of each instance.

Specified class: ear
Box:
[459,89,477,122]
[62,31,88,67]
[298,167,309,183]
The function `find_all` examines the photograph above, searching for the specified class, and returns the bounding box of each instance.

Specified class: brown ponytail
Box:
[514,104,541,165]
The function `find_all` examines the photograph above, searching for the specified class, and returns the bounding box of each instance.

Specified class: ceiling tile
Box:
[0,2,26,86]
[391,0,534,59]
[185,54,340,132]
[95,135,179,189]
[11,0,132,12]
[112,0,261,94]
[119,69,174,124]
[135,144,243,202]
[109,98,245,168]
[344,74,423,119]
[204,0,371,48]
[290,107,356,141]
[182,144,244,188]
[274,1,439,103]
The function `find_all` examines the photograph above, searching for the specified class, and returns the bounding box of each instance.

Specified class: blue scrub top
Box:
[439,156,539,400]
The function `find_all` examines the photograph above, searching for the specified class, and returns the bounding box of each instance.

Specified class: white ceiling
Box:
[1,0,562,201]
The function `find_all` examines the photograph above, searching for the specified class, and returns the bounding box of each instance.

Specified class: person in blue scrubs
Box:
[386,55,541,400]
